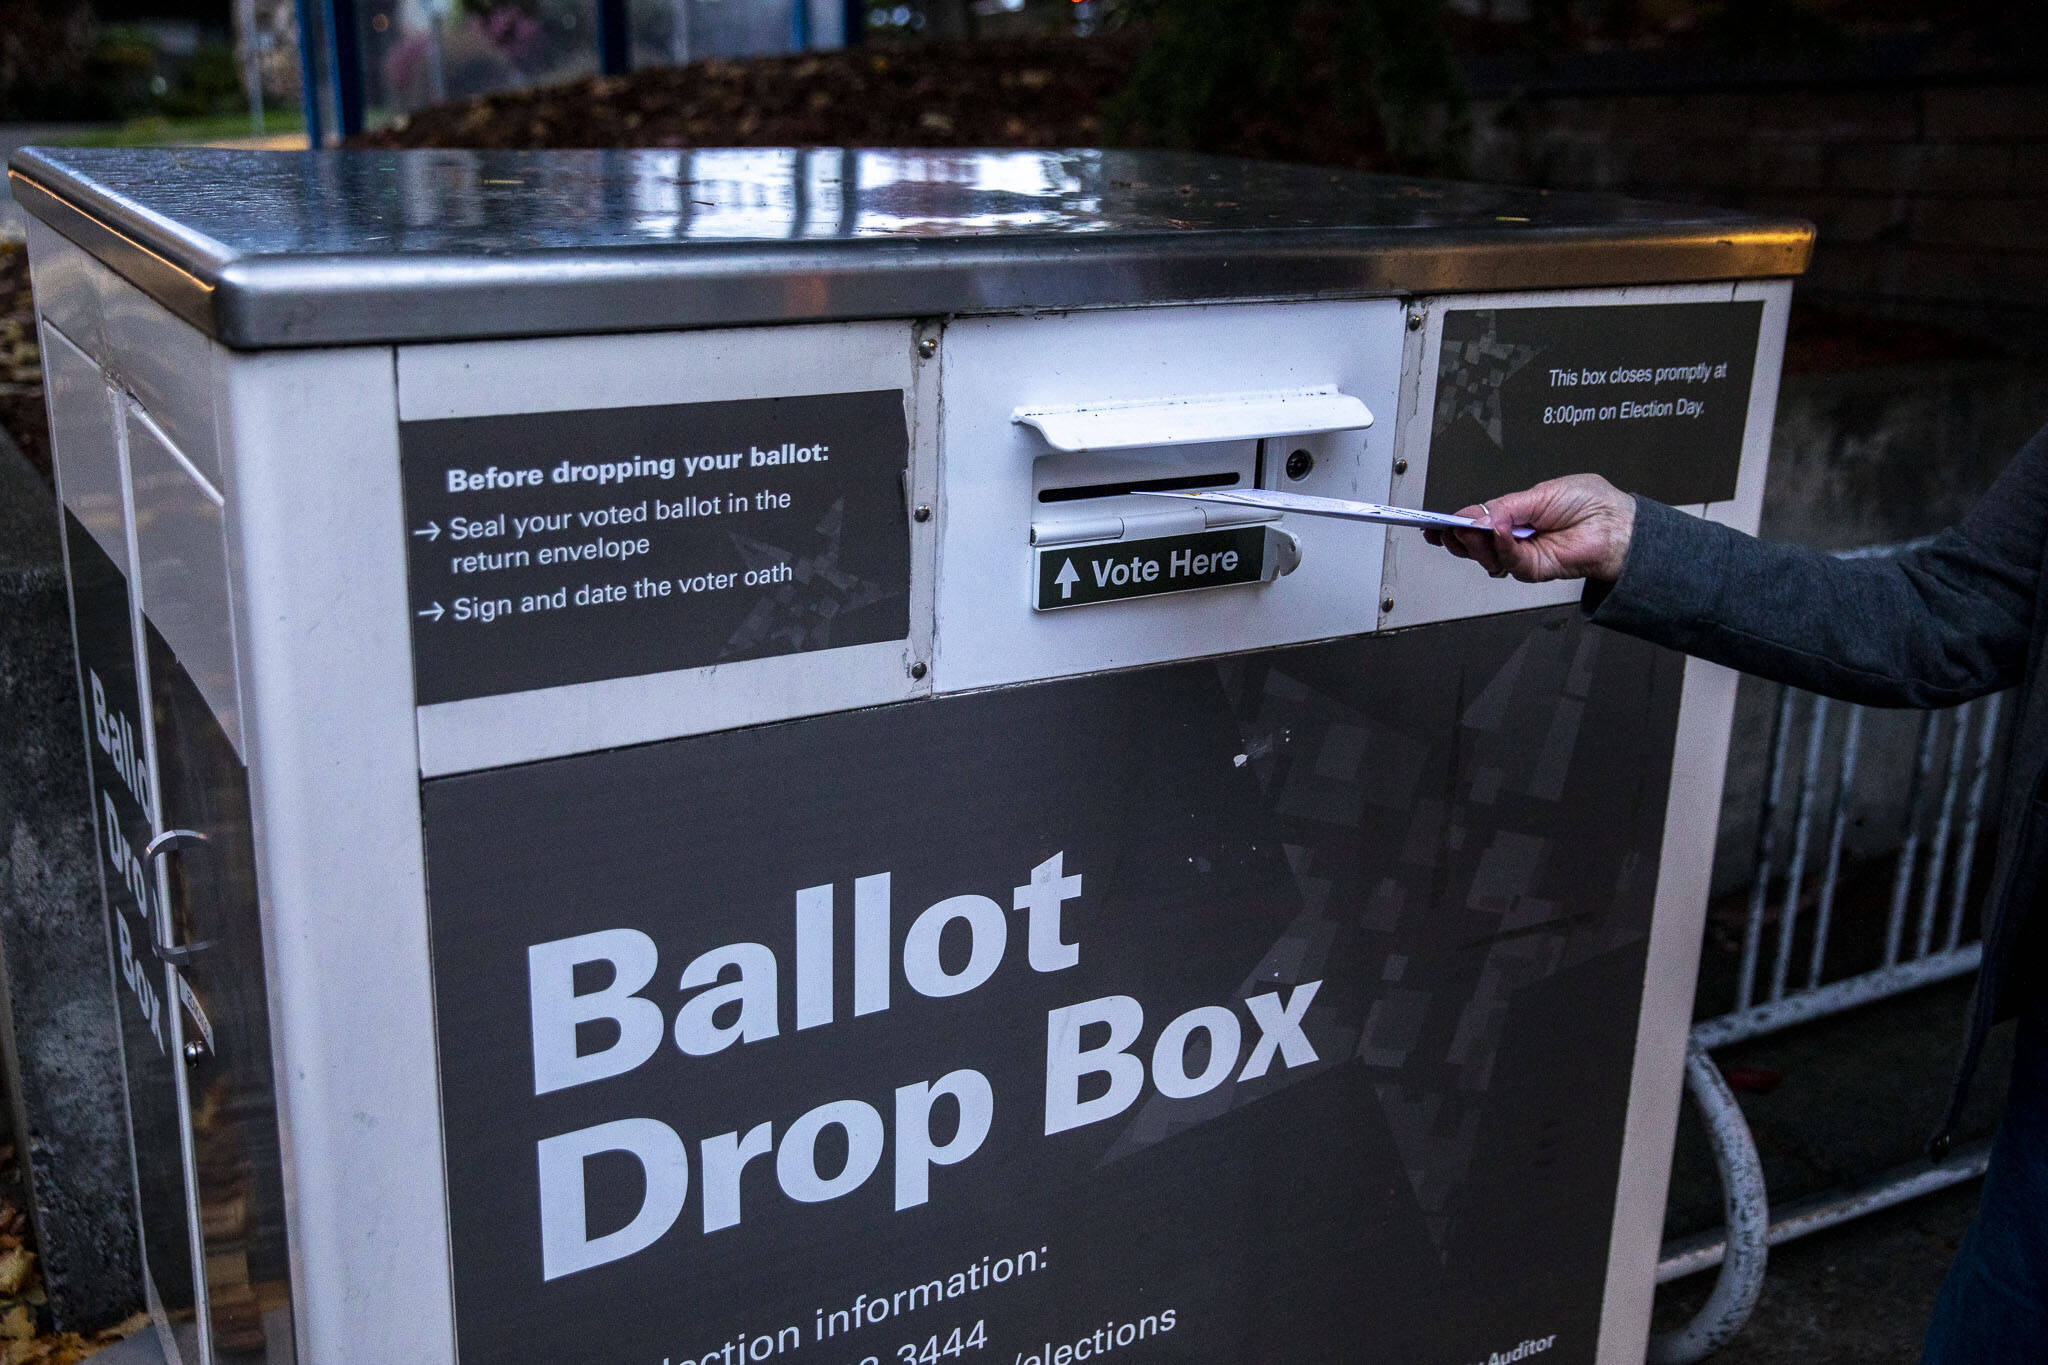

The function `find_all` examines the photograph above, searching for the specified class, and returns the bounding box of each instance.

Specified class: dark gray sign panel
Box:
[1425,301,1763,514]
[1032,527,1274,610]
[400,390,912,705]
[423,608,1682,1365]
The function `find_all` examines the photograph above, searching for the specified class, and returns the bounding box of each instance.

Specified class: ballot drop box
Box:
[11,146,1810,1365]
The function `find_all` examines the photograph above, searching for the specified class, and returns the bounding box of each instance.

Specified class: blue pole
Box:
[293,0,325,145]
[328,0,365,136]
[790,0,810,51]
[597,0,631,74]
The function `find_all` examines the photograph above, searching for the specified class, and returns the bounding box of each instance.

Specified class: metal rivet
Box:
[909,661,928,680]
[183,1040,206,1066]
[918,337,938,359]
[1380,597,1396,614]
[1406,311,1422,331]
[913,505,932,523]
[1393,458,1409,476]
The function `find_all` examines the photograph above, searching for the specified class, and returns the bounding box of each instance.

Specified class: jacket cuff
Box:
[1580,495,1726,641]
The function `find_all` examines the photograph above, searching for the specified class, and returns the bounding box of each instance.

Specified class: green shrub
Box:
[84,27,165,118]
[1108,0,1466,173]
[160,40,248,118]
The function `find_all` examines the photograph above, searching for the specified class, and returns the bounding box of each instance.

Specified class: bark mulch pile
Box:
[0,243,47,487]
[347,32,1394,172]
[354,35,1143,154]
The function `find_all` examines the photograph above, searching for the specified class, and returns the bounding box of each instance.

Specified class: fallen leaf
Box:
[0,1251,32,1300]
[96,1311,152,1342]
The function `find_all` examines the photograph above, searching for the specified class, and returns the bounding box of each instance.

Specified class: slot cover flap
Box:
[1015,388,1372,453]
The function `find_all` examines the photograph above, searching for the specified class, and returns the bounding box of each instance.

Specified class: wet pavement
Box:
[1654,973,2006,1362]
[1661,1181,1976,1364]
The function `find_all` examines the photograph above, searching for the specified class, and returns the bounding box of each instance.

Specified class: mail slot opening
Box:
[1037,471,1241,503]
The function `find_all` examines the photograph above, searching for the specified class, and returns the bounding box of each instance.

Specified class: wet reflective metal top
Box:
[9,146,1812,350]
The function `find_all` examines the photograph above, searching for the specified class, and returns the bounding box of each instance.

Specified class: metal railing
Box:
[1649,539,2009,1362]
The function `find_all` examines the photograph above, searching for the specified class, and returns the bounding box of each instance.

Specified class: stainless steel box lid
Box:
[8,146,1812,350]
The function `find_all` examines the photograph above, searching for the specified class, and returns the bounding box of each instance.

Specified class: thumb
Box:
[1473,488,1549,536]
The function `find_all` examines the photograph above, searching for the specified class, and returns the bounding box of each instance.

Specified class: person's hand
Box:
[1422,474,1635,584]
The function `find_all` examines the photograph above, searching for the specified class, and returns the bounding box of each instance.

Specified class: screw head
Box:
[182,1040,206,1066]
[1393,458,1409,476]
[1284,449,1315,480]
[909,661,928,680]
[1406,310,1422,331]
[917,336,938,359]
[1380,596,1396,614]
[913,504,932,523]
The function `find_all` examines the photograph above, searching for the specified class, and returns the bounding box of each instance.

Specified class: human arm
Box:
[1424,428,2048,708]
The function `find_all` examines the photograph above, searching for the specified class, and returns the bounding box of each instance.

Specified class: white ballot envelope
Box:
[1139,487,1537,538]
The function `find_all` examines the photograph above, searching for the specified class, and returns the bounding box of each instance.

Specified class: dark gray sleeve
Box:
[1582,425,2048,708]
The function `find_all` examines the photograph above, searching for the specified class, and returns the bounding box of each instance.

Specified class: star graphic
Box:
[720,497,899,659]
[1433,310,1541,450]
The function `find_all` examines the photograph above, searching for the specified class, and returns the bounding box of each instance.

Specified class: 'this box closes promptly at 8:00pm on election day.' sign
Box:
[1427,301,1762,513]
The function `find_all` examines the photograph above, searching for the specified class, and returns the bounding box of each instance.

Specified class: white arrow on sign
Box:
[416,602,445,622]
[1054,558,1080,600]
[412,522,442,541]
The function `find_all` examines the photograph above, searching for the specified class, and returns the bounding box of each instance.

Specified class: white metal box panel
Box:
[127,408,242,757]
[933,300,1407,693]
[41,322,125,564]
[105,287,223,490]
[212,345,451,1365]
[395,322,937,777]
[25,219,108,366]
[25,216,224,488]
[1715,278,1791,541]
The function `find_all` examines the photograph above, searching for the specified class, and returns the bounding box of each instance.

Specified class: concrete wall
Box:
[0,433,141,1331]
[1465,48,2048,345]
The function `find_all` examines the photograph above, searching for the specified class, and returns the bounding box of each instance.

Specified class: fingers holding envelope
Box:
[1422,475,1636,584]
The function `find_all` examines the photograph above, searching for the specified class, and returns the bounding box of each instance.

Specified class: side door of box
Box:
[44,323,206,1364]
[126,399,296,1365]
[145,625,295,1364]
